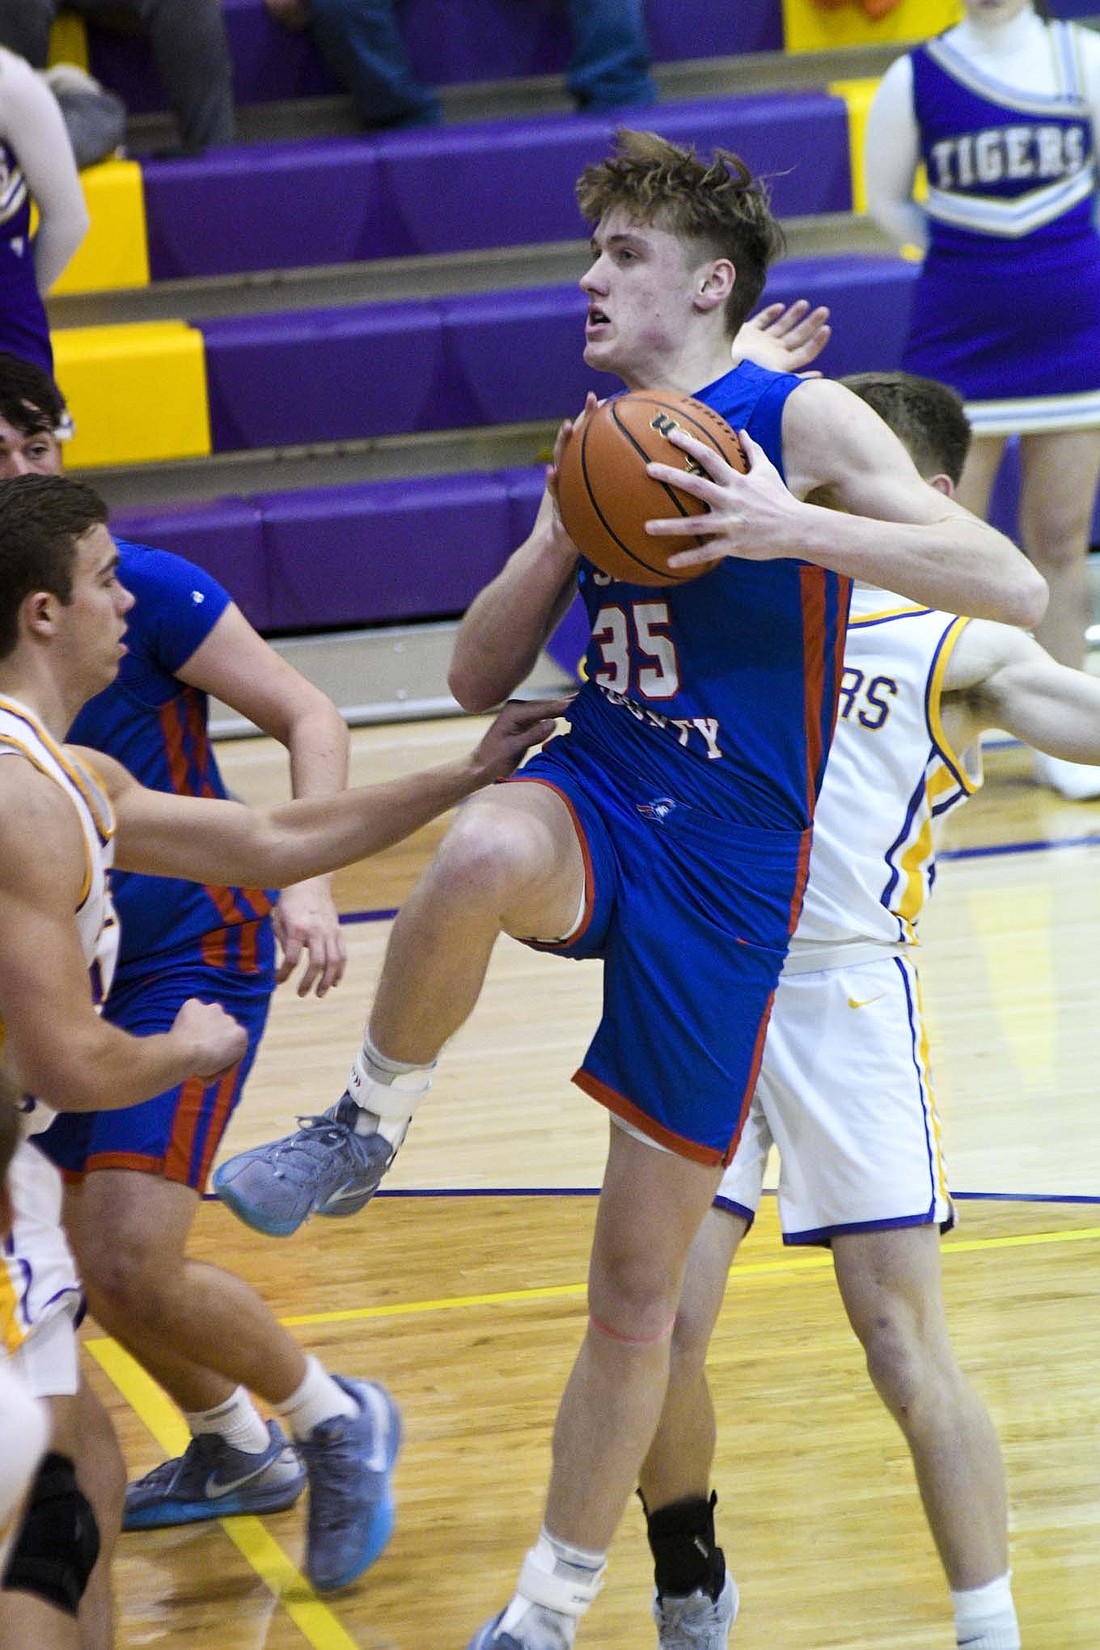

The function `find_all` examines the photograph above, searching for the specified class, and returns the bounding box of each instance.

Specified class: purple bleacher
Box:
[87,0,781,117]
[143,141,387,278]
[201,301,448,451]
[258,472,518,629]
[198,258,916,455]
[765,256,918,381]
[109,497,271,629]
[141,94,849,280]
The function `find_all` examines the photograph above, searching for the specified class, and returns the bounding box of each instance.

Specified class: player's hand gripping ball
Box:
[555,389,748,586]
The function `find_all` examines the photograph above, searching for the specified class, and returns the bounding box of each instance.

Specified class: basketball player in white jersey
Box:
[0,473,565,1648]
[0,1073,51,1583]
[634,370,1100,1650]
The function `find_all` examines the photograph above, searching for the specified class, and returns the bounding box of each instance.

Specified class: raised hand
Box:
[734,299,831,376]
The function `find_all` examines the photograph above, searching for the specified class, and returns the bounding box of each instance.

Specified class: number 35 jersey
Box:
[785,585,981,969]
[569,360,851,834]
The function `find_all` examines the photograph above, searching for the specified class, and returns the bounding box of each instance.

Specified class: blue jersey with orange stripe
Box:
[571,361,850,831]
[67,540,275,971]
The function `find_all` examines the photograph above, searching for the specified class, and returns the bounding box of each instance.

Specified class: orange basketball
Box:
[555,389,748,587]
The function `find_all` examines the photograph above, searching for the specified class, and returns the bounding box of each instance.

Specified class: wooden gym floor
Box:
[85,719,1100,1650]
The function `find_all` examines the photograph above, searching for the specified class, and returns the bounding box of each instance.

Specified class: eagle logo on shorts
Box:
[637,796,677,821]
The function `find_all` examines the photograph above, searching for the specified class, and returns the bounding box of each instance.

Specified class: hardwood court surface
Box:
[86,721,1100,1650]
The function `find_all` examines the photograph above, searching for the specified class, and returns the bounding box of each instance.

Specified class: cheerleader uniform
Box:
[866,6,1100,436]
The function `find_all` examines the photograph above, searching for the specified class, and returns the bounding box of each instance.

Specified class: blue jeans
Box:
[306,0,654,128]
[308,0,443,128]
[566,0,655,111]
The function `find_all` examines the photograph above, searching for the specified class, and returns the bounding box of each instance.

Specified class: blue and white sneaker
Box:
[213,1094,395,1237]
[123,1420,305,1530]
[467,1617,526,1650]
[299,1376,402,1593]
[467,1612,578,1649]
[654,1572,739,1649]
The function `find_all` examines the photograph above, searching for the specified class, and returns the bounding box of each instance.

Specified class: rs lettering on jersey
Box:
[837,667,898,731]
[929,124,1087,189]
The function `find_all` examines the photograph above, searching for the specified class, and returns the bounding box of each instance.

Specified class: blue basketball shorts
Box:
[41,921,276,1191]
[507,738,811,1165]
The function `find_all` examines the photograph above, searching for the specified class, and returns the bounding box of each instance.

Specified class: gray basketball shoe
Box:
[654,1572,739,1649]
[213,1094,394,1236]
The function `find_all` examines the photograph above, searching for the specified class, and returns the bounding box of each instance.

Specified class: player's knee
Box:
[669,1295,715,1375]
[430,807,546,911]
[81,1241,174,1329]
[2,1452,99,1616]
[590,1253,682,1342]
[860,1311,931,1417]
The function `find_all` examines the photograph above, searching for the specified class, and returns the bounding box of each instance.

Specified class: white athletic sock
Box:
[186,1386,271,1455]
[346,1034,434,1148]
[496,1528,606,1648]
[275,1356,358,1442]
[951,1572,1020,1649]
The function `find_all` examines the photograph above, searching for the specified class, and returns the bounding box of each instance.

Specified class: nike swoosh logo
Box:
[204,1465,270,1499]
[847,994,884,1010]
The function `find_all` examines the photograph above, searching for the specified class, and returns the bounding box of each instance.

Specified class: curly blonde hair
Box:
[576,128,785,334]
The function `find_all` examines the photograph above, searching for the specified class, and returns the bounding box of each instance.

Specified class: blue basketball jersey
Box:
[913,23,1097,268]
[68,541,275,969]
[568,361,850,831]
[0,138,50,373]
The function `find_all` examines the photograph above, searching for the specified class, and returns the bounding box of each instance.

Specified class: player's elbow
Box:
[1003,562,1048,631]
[448,661,502,715]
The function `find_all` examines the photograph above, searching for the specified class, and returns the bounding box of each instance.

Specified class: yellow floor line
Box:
[268,1220,1100,1327]
[85,1339,359,1650]
[86,1217,1100,1649]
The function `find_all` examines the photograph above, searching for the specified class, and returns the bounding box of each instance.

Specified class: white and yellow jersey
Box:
[0,694,119,1136]
[786,586,980,973]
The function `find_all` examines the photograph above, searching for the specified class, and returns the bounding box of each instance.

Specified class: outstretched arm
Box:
[0,763,246,1113]
[81,696,569,888]
[177,602,350,997]
[643,379,1047,628]
[943,621,1100,760]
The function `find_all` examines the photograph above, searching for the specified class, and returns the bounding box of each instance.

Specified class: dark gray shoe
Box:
[299,1377,402,1593]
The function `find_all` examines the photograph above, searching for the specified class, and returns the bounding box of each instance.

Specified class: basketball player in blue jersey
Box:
[216,130,1045,1650]
[0,473,565,1641]
[866,0,1100,797]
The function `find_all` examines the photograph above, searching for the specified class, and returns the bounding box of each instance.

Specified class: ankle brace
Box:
[642,1490,726,1602]
[347,1048,433,1146]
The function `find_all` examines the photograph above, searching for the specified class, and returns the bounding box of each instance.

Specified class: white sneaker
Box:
[653,1572,739,1648]
[1033,751,1100,800]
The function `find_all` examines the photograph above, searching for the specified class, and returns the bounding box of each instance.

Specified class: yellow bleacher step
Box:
[51,159,150,295]
[54,321,211,469]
